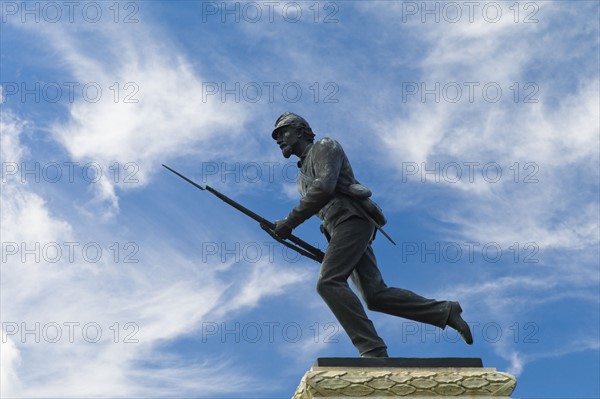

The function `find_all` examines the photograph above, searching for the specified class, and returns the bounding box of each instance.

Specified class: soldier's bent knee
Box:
[364,295,382,312]
[316,278,328,297]
[316,277,342,297]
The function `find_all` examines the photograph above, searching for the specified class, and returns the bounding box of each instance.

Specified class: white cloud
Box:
[11,19,253,218]
[0,111,73,245]
[3,2,598,395]
[505,351,524,376]
[282,181,300,201]
[0,336,22,398]
[222,260,310,315]
[501,338,600,377]
[369,2,599,252]
[355,2,600,378]
[0,108,309,396]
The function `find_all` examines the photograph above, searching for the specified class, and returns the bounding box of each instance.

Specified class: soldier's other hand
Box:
[274,219,292,239]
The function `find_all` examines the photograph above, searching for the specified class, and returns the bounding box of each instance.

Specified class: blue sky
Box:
[1,1,598,398]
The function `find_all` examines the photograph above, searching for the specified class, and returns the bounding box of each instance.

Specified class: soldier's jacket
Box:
[286,138,365,235]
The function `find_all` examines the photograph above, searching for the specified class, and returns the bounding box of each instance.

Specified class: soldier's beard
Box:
[281,145,293,158]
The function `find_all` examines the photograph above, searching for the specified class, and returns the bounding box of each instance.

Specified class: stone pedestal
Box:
[292,358,516,398]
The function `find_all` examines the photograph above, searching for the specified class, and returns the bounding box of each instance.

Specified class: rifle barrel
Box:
[162,164,325,261]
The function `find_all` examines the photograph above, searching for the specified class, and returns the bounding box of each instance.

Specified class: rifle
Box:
[162,164,325,263]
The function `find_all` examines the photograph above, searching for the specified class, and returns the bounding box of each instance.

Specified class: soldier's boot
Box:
[361,347,389,358]
[447,302,473,345]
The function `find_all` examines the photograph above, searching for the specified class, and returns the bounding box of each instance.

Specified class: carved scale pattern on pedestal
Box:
[293,368,516,398]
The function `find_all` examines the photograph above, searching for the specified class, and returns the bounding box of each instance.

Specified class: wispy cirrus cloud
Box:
[6,15,252,218]
[0,89,306,397]
[349,1,600,377]
[367,2,598,244]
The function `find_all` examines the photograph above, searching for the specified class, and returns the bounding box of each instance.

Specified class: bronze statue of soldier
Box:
[271,112,473,358]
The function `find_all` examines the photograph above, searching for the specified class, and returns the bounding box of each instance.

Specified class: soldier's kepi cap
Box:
[272,112,311,139]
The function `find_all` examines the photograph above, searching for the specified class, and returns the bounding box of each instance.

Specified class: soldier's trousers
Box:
[318,216,452,355]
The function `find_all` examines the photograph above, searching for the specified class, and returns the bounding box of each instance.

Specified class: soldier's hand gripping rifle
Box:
[162,164,325,263]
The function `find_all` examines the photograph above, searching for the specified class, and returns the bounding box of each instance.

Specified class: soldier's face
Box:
[275,127,300,158]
